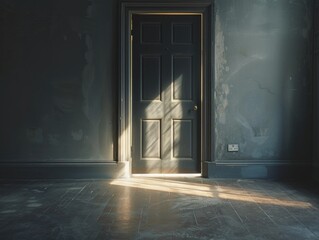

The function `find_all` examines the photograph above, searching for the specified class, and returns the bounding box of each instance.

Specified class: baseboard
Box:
[0,162,129,179]
[206,161,312,180]
[0,161,313,180]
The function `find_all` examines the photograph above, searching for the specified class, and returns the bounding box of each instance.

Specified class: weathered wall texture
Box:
[314,0,319,181]
[0,0,315,171]
[0,0,117,161]
[214,0,313,163]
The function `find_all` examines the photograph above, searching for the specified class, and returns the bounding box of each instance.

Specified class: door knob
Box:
[193,105,198,111]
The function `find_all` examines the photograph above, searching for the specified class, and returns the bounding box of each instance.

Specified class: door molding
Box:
[119,1,213,176]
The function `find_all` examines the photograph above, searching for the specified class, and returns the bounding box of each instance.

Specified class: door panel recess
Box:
[132,14,201,173]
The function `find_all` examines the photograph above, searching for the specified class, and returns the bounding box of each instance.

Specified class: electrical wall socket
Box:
[228,144,239,152]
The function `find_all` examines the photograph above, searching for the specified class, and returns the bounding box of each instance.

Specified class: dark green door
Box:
[132,14,201,173]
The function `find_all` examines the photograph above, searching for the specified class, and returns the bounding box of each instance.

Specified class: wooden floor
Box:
[0,177,318,240]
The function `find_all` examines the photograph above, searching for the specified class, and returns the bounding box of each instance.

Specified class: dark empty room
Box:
[0,0,319,239]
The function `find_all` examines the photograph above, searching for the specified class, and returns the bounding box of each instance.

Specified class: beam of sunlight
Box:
[110,178,313,209]
[111,178,214,197]
[216,185,313,208]
[173,74,183,100]
[218,193,312,208]
[133,173,201,178]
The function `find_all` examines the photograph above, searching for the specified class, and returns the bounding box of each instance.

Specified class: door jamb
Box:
[119,1,213,177]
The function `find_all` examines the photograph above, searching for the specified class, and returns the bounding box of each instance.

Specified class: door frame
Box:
[119,1,213,177]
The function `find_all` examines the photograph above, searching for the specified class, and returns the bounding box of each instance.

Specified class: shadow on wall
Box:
[0,0,117,161]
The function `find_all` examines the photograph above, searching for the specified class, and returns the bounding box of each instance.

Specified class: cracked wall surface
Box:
[314,0,319,181]
[0,0,314,167]
[214,0,313,162]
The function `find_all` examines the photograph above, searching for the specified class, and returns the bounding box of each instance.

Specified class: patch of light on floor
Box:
[218,192,312,208]
[111,178,214,197]
[215,185,313,208]
[132,173,202,178]
[110,178,313,209]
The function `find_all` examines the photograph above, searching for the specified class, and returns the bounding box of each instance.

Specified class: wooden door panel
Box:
[141,22,162,44]
[172,119,193,159]
[172,56,193,101]
[172,23,193,44]
[132,14,200,173]
[141,120,161,159]
[141,56,162,101]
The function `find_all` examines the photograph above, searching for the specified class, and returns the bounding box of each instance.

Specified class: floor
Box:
[0,177,318,240]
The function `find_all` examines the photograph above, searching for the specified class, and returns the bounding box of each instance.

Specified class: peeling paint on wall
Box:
[215,13,230,126]
[215,13,227,85]
[214,0,313,162]
[0,0,314,165]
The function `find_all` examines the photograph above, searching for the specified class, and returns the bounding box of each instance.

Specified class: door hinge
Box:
[131,29,134,36]
[131,146,133,154]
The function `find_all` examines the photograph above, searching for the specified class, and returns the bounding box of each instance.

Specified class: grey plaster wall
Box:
[314,0,319,181]
[0,0,315,170]
[214,0,313,163]
[0,0,117,161]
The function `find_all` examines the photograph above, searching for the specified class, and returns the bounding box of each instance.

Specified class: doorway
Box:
[132,14,201,173]
[119,2,212,176]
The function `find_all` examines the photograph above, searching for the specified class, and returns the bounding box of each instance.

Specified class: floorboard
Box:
[0,178,318,240]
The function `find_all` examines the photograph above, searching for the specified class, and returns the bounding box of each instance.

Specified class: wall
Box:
[0,0,315,178]
[213,0,313,177]
[314,0,319,182]
[0,0,117,162]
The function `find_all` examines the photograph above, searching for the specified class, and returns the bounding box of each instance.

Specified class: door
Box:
[132,14,201,173]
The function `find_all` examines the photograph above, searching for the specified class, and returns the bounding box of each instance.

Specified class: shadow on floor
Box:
[0,178,318,240]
